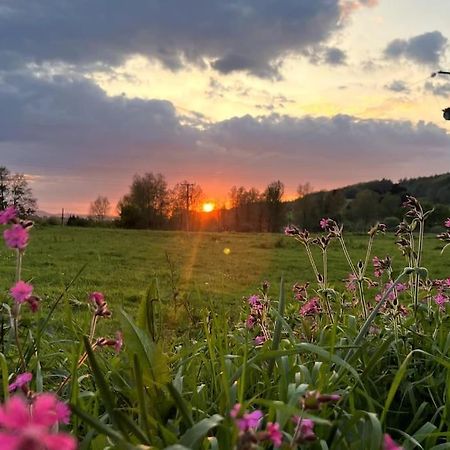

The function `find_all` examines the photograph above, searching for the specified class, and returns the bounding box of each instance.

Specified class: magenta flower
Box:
[0,207,17,225]
[8,373,32,393]
[246,315,255,329]
[10,281,33,304]
[319,218,330,230]
[434,292,448,310]
[300,298,321,316]
[26,296,40,313]
[89,291,105,306]
[0,394,76,450]
[236,410,263,431]
[3,224,29,250]
[230,403,241,419]
[254,335,266,345]
[445,218,450,228]
[292,417,316,442]
[248,295,262,307]
[384,433,403,450]
[265,422,283,447]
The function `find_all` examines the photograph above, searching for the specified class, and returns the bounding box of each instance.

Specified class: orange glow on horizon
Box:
[202,202,215,213]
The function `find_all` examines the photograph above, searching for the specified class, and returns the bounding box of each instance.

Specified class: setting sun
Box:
[202,202,215,213]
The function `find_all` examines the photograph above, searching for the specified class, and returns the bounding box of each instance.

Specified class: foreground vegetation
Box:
[1,197,450,448]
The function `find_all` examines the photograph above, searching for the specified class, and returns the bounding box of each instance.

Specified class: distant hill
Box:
[287,172,450,231]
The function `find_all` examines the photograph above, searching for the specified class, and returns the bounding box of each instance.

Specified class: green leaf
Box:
[0,353,9,400]
[71,402,134,450]
[179,414,223,448]
[120,309,170,387]
[82,336,127,437]
[167,382,194,427]
[268,276,285,376]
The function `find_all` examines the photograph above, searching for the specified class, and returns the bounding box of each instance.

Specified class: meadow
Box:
[1,226,449,330]
[2,207,450,450]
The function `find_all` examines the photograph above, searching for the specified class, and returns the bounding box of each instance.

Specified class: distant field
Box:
[1,225,449,331]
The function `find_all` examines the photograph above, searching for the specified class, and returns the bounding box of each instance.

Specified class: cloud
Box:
[384,31,448,66]
[303,46,347,66]
[2,71,450,213]
[385,80,410,93]
[425,81,450,98]
[0,0,374,78]
[324,47,347,65]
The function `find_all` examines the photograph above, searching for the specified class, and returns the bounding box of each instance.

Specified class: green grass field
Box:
[1,225,449,330]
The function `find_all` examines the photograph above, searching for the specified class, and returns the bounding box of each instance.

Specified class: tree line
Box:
[3,163,450,233]
[115,173,285,232]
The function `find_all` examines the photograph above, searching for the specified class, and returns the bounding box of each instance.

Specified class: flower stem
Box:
[413,219,425,315]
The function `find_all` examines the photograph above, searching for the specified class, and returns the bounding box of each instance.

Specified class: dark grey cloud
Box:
[324,47,347,65]
[0,0,373,78]
[303,46,347,66]
[385,80,410,93]
[425,81,450,98]
[384,31,448,66]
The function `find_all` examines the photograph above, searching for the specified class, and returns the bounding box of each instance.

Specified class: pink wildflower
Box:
[3,224,29,250]
[230,403,241,419]
[0,207,17,225]
[383,433,403,450]
[292,417,316,442]
[8,373,32,393]
[300,298,320,316]
[10,281,33,304]
[265,422,283,447]
[445,218,450,228]
[114,331,123,353]
[89,291,105,306]
[319,218,330,230]
[254,335,266,345]
[248,295,262,308]
[434,292,448,309]
[373,256,382,277]
[246,315,255,329]
[0,394,76,450]
[26,296,40,313]
[236,410,263,431]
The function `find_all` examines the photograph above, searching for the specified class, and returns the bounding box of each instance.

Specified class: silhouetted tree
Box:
[9,173,37,217]
[169,181,203,229]
[118,173,169,228]
[296,182,313,199]
[89,195,111,221]
[0,166,10,211]
[264,180,284,232]
[229,186,263,231]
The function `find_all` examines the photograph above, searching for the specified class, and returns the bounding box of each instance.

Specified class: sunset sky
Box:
[1,0,450,214]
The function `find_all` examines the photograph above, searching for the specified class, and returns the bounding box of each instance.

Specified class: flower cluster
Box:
[292,282,309,301]
[245,288,270,345]
[230,404,283,448]
[0,393,76,450]
[284,225,311,245]
[373,255,392,278]
[0,207,33,251]
[432,278,450,310]
[299,298,321,317]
